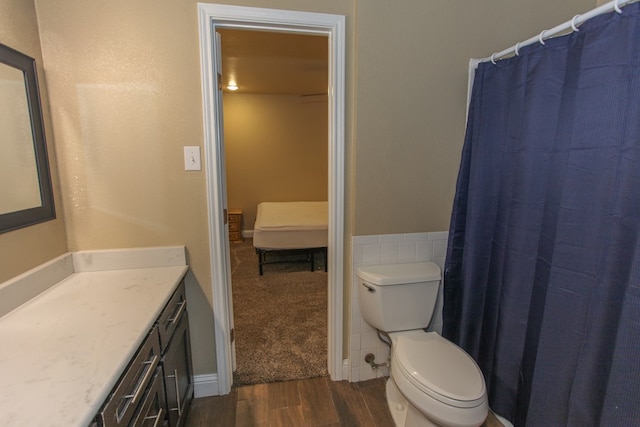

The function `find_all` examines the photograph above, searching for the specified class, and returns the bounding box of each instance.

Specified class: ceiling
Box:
[218,28,328,96]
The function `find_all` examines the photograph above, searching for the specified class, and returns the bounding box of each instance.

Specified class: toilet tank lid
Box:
[356,262,441,285]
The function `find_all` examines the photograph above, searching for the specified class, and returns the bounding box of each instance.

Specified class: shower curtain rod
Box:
[482,0,638,64]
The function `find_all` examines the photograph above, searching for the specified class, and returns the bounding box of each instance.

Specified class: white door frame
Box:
[197,3,345,395]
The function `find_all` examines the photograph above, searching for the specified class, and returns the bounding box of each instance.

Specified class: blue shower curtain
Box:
[443,5,640,426]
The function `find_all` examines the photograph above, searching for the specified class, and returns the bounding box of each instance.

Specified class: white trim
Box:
[342,359,350,380]
[193,374,219,398]
[197,4,346,395]
[197,4,234,395]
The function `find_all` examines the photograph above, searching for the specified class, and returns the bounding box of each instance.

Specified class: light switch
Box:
[184,146,201,171]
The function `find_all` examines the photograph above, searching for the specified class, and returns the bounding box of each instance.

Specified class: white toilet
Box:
[357,262,488,427]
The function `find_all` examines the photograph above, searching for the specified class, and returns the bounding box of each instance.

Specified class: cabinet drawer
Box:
[228,214,240,224]
[163,314,194,427]
[229,231,241,242]
[158,282,187,351]
[130,367,167,427]
[228,221,240,232]
[98,326,161,427]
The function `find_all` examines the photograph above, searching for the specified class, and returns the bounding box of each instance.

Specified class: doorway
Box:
[197,4,346,395]
[221,28,329,385]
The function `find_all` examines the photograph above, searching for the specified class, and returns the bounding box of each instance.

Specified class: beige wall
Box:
[224,93,328,228]
[1,0,597,379]
[32,0,353,378]
[353,0,597,235]
[0,0,67,283]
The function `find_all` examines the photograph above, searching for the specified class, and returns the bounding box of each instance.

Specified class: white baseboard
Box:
[342,359,350,382]
[242,230,254,238]
[193,374,219,397]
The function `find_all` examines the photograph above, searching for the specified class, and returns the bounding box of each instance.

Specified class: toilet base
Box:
[386,377,495,427]
[386,377,439,427]
[386,377,407,426]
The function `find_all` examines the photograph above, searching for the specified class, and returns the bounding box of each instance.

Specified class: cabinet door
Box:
[163,314,194,427]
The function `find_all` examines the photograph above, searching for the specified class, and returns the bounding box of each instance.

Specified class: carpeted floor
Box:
[230,239,328,385]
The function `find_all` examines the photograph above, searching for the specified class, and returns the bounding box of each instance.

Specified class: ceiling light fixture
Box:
[226,84,239,91]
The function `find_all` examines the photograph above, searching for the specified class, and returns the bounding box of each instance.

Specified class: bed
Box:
[253,201,328,275]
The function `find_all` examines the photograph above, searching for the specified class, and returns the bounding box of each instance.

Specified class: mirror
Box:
[0,43,55,233]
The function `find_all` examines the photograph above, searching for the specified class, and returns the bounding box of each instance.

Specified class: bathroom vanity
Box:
[0,246,193,427]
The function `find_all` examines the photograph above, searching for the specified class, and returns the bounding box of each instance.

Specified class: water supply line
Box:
[364,330,392,371]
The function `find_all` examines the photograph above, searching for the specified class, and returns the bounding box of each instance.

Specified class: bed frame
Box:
[255,247,327,275]
[253,201,328,276]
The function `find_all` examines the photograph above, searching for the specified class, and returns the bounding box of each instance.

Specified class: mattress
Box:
[253,201,328,249]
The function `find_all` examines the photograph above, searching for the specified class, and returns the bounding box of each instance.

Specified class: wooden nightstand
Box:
[228,209,243,243]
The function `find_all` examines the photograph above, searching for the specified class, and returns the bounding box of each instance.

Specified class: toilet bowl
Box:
[356,262,488,427]
[388,330,487,427]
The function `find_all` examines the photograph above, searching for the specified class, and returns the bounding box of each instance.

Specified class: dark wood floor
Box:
[186,376,393,427]
[185,376,504,427]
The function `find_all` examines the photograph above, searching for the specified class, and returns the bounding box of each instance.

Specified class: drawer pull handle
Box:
[166,368,182,416]
[144,407,165,427]
[168,300,186,324]
[124,355,159,406]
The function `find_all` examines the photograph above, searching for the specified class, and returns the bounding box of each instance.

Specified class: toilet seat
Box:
[392,331,486,409]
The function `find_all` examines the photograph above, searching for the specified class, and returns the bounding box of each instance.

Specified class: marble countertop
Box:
[0,247,188,427]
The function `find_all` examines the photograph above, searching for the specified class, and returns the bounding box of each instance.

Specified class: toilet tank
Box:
[357,262,441,332]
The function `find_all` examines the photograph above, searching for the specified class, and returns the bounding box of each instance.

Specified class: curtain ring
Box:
[571,15,581,32]
[538,30,547,45]
[491,53,497,65]
[614,0,623,13]
[515,42,521,56]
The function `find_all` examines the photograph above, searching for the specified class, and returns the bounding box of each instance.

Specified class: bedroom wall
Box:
[224,93,328,229]
[0,0,67,284]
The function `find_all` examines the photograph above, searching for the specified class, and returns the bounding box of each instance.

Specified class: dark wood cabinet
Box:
[96,280,193,427]
[162,314,193,427]
[97,327,162,427]
[158,282,187,350]
[130,368,168,427]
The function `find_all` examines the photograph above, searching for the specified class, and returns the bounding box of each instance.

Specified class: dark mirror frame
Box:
[0,43,55,234]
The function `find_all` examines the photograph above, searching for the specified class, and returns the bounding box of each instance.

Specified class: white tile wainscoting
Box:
[349,232,449,382]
